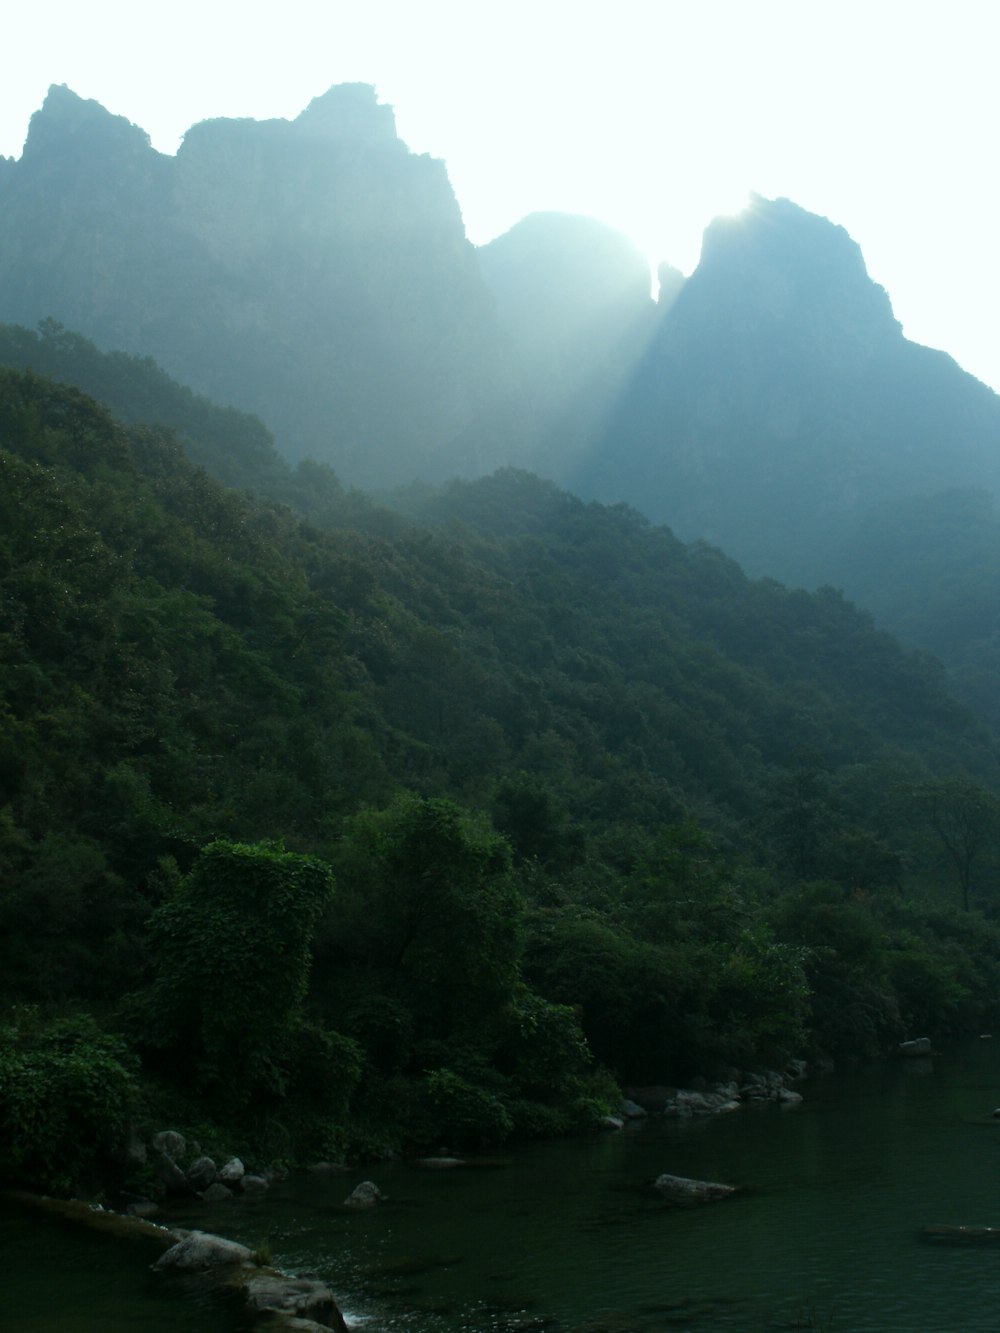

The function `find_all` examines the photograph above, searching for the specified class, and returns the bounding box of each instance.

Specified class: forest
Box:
[2,343,1000,1195]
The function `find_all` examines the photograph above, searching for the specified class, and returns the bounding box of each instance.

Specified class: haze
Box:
[3,0,999,392]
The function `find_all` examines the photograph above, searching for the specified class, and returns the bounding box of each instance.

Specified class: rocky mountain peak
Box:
[294,82,400,147]
[21,84,153,164]
[678,194,900,344]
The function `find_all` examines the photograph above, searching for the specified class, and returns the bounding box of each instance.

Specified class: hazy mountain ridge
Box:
[569,196,1000,579]
[0,83,520,485]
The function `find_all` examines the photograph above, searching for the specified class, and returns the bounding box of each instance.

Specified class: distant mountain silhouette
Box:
[560,196,1000,585]
[477,211,655,476]
[0,83,518,486]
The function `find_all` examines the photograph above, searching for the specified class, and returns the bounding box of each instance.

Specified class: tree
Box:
[910,778,1000,911]
[332,795,521,1040]
[139,839,335,1103]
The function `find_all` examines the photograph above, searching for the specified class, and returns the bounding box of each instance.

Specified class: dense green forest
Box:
[2,360,1000,1195]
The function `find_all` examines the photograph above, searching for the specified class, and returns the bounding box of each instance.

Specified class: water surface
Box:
[8,1041,1000,1331]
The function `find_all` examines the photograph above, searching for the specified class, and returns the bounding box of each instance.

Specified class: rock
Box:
[152,1148,192,1196]
[218,1157,245,1186]
[125,1200,160,1218]
[666,1090,729,1116]
[652,1173,738,1203]
[185,1156,217,1191]
[786,1058,809,1081]
[623,1085,676,1113]
[243,1273,347,1330]
[599,1115,625,1131]
[153,1230,252,1270]
[343,1180,383,1208]
[414,1156,467,1168]
[900,1038,932,1056]
[201,1183,234,1203]
[779,1088,804,1106]
[620,1099,647,1119]
[241,1174,269,1194]
[921,1224,1000,1244]
[992,1108,1000,1119]
[151,1130,186,1162]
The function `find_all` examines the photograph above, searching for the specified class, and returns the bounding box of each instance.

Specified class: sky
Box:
[3,0,999,392]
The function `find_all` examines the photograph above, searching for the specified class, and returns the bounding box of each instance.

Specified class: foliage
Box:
[137,840,335,1105]
[1,363,1000,1165]
[0,1010,137,1193]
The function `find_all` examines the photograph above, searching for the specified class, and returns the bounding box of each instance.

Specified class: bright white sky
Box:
[3,0,999,391]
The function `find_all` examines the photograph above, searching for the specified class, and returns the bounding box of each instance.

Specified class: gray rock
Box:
[779,1088,804,1106]
[153,1230,252,1270]
[621,1099,648,1119]
[599,1115,625,1131]
[152,1149,191,1195]
[653,1173,737,1203]
[201,1182,234,1203]
[344,1180,383,1208]
[900,1037,932,1056]
[218,1156,245,1185]
[667,1089,736,1116]
[414,1156,467,1168]
[185,1156,217,1191]
[151,1130,186,1162]
[241,1174,269,1194]
[243,1273,345,1329]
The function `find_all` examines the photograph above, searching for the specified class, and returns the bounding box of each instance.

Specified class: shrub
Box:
[0,1010,137,1193]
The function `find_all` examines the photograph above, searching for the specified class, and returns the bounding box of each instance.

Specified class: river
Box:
[6,1040,1000,1331]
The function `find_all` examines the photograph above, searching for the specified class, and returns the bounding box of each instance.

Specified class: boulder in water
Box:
[652,1173,737,1203]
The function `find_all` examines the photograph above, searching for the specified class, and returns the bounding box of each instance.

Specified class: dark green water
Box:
[7,1042,1000,1331]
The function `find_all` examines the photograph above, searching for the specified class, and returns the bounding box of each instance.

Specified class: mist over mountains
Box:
[1,82,998,717]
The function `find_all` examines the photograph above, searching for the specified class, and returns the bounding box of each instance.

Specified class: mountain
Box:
[476,211,656,476]
[0,83,518,485]
[484,197,1000,720]
[557,195,1000,580]
[3,86,998,720]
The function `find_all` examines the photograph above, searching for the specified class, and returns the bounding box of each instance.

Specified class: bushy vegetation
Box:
[1,362,999,1192]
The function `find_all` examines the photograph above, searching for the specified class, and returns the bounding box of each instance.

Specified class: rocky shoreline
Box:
[4,1188,348,1332]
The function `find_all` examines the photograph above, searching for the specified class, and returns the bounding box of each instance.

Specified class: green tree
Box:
[138,839,335,1104]
[910,778,1000,911]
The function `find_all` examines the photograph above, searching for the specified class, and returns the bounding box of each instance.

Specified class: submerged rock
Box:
[201,1182,234,1203]
[344,1180,384,1208]
[652,1173,738,1203]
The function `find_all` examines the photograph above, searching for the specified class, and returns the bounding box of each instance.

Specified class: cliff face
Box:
[564,196,1000,586]
[0,84,516,485]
